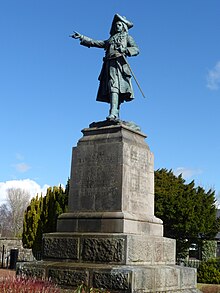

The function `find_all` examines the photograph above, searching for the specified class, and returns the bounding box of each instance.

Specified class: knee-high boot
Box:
[107,93,120,120]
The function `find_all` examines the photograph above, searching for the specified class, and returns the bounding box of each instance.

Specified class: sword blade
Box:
[122,55,147,99]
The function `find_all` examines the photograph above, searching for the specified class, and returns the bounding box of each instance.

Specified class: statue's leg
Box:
[106,93,119,120]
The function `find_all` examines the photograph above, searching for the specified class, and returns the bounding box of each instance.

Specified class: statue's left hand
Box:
[117,45,127,54]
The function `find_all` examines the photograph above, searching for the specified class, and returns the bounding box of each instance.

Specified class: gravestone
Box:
[18,121,199,292]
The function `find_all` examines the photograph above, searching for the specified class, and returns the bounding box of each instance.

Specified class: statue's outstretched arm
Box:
[70,31,105,49]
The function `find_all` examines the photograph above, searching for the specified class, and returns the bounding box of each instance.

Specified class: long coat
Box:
[80,32,139,104]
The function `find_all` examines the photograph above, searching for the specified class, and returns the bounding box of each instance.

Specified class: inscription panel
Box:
[127,145,149,173]
[73,167,120,189]
[69,126,154,216]
[75,143,121,166]
[71,144,123,210]
[122,142,154,215]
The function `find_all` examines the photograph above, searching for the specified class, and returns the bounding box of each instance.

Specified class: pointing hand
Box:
[70,31,82,39]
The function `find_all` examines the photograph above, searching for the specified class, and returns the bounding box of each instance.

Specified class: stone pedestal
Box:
[58,124,163,236]
[18,123,199,292]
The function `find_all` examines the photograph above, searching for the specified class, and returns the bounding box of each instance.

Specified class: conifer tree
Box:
[155,169,220,260]
[22,180,69,255]
[22,195,43,248]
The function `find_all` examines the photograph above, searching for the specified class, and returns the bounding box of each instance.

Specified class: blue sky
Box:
[0,0,220,203]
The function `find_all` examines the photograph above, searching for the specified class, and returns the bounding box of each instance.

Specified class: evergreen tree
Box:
[22,195,43,248]
[154,169,220,260]
[22,180,69,255]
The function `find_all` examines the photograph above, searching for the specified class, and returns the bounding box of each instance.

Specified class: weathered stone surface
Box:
[43,233,175,265]
[0,237,35,263]
[82,237,125,263]
[57,125,163,236]
[16,262,45,279]
[163,238,176,264]
[17,124,200,292]
[69,138,122,212]
[16,261,199,292]
[180,267,197,289]
[57,212,163,235]
[93,271,130,290]
[155,266,180,291]
[43,236,79,260]
[48,268,89,287]
[133,268,154,291]
[127,235,175,265]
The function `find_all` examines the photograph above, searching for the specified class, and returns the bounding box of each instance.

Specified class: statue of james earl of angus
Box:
[70,14,139,121]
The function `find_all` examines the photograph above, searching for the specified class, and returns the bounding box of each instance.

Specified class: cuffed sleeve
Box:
[80,36,105,48]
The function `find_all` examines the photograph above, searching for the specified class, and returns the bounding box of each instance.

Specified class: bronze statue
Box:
[71,14,139,120]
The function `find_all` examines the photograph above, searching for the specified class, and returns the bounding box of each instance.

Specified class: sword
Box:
[121,55,147,99]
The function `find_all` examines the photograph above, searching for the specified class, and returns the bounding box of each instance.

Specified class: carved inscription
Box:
[74,166,119,189]
[130,173,139,191]
[82,238,125,263]
[131,149,138,162]
[86,169,118,188]
[93,271,130,290]
[76,145,119,166]
[130,147,148,172]
[43,237,79,260]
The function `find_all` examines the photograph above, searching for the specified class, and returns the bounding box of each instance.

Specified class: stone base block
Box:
[57,212,163,236]
[42,233,176,265]
[17,261,199,292]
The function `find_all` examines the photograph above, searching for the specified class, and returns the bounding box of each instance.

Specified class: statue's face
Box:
[115,21,123,33]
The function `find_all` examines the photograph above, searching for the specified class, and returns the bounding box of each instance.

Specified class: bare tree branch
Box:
[0,188,31,237]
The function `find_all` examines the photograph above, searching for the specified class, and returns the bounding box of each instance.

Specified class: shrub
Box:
[0,276,60,293]
[197,259,220,284]
[202,240,217,261]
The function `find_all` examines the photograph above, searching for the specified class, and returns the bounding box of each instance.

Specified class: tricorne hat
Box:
[110,13,133,35]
